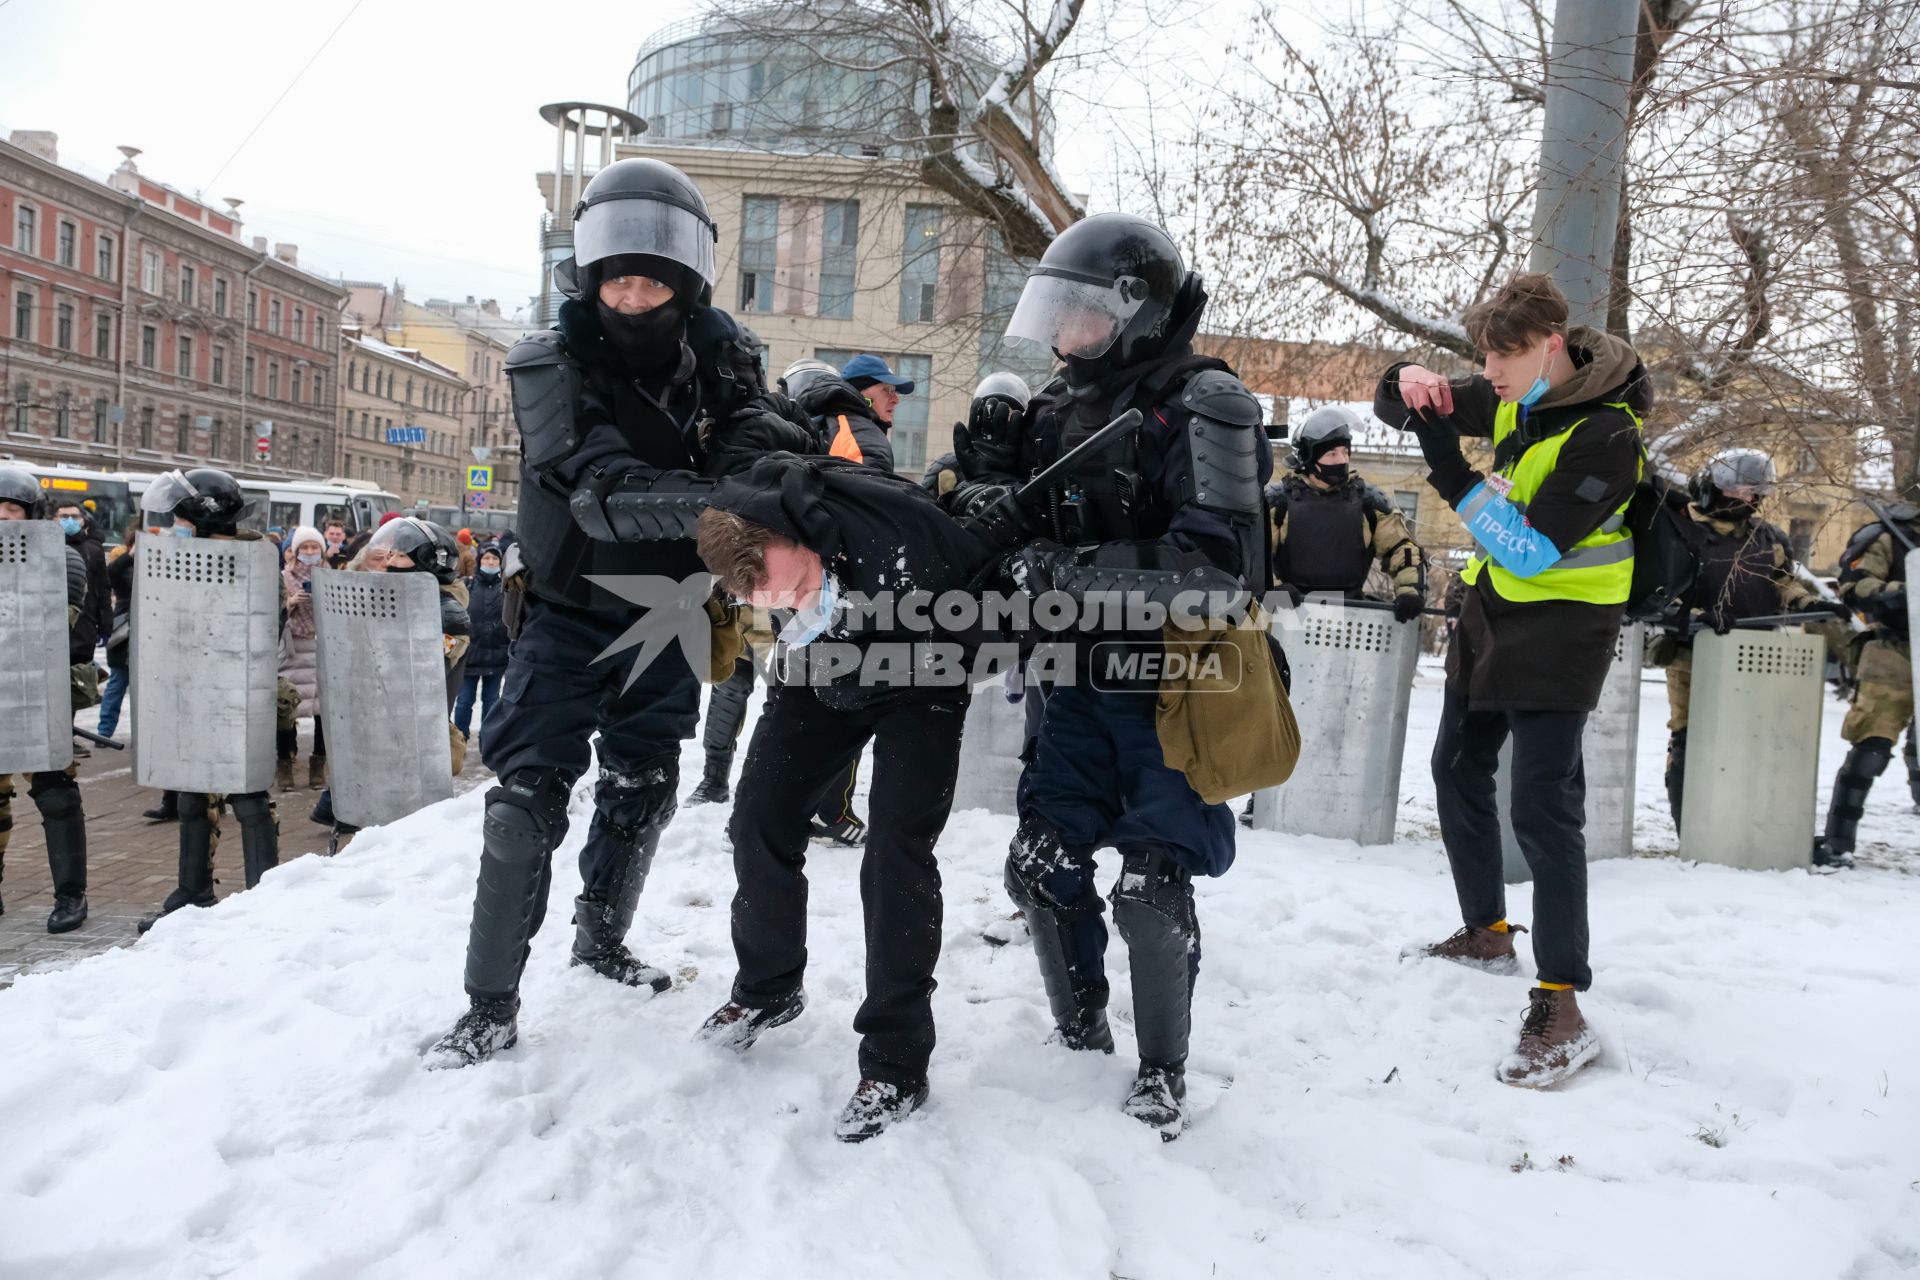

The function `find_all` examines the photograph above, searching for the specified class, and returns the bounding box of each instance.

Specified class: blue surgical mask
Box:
[171,524,196,538]
[479,564,500,577]
[298,552,323,566]
[1516,345,1554,409]
[58,516,81,536]
[778,570,839,647]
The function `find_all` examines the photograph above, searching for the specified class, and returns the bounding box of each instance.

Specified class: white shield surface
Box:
[1679,629,1823,871]
[1906,548,1920,694]
[951,671,1030,816]
[0,522,75,774]
[1251,599,1419,846]
[1499,622,1642,882]
[313,568,455,828]
[132,533,279,794]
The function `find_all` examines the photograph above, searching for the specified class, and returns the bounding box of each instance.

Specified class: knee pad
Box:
[1852,737,1895,779]
[1005,813,1095,912]
[484,769,572,859]
[28,774,82,822]
[594,761,678,839]
[1111,848,1199,953]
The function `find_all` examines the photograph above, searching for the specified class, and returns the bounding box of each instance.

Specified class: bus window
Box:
[37,474,136,546]
[239,489,271,534]
[269,501,302,533]
[314,503,352,533]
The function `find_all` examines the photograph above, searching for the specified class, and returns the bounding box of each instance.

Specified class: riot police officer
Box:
[957,213,1272,1138]
[428,157,816,1068]
[0,467,91,933]
[1815,490,1920,867]
[137,468,280,930]
[1269,405,1427,616]
[1654,449,1847,828]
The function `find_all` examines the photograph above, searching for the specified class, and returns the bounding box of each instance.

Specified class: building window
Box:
[248,290,258,325]
[291,369,302,404]
[92,398,107,440]
[14,203,36,254]
[52,390,71,438]
[269,299,282,334]
[360,410,369,438]
[55,302,74,351]
[405,376,414,404]
[95,313,113,360]
[139,405,154,449]
[267,361,280,399]
[294,306,304,344]
[141,247,160,294]
[214,276,228,317]
[97,233,115,280]
[179,262,195,306]
[12,288,32,340]
[212,345,226,386]
[739,195,777,313]
[313,371,323,403]
[57,221,76,268]
[177,335,193,378]
[1789,517,1815,563]
[900,205,942,323]
[819,200,859,320]
[178,411,192,450]
[12,381,29,432]
[140,325,156,368]
[1394,490,1421,523]
[245,355,255,393]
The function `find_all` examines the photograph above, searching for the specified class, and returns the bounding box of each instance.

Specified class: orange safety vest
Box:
[829,414,864,464]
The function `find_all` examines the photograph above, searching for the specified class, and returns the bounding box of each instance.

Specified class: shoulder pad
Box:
[507,329,568,369]
[1178,369,1262,428]
[1357,480,1396,515]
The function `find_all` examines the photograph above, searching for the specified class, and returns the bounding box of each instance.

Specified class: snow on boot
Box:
[1496,987,1600,1089]
[571,938,672,992]
[425,996,520,1070]
[1055,1007,1115,1053]
[1407,923,1525,974]
[1811,838,1854,870]
[46,894,88,934]
[696,990,806,1052]
[1122,1066,1188,1140]
[833,1078,928,1143]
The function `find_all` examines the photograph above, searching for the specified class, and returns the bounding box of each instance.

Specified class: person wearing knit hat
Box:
[275,527,329,792]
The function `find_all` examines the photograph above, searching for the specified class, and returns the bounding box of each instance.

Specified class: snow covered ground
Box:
[3,662,1918,1279]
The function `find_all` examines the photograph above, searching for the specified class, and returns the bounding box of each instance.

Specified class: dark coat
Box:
[65,524,109,656]
[462,571,512,674]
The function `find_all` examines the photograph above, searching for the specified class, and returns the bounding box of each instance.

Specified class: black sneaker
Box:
[696,990,807,1052]
[1122,1066,1188,1141]
[424,996,521,1070]
[571,945,673,993]
[47,894,88,934]
[809,813,867,846]
[833,1078,928,1143]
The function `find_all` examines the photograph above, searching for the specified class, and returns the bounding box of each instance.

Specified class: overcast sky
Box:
[1,0,1284,318]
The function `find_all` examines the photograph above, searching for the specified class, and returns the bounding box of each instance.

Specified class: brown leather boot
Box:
[1497,987,1600,1089]
[1406,923,1525,974]
[274,759,296,792]
[308,755,327,789]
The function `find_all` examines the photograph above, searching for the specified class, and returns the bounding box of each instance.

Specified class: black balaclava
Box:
[1310,449,1349,486]
[1704,492,1758,522]
[593,253,690,375]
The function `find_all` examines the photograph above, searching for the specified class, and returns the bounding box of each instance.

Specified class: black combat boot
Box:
[1004,815,1113,1053]
[139,793,219,932]
[571,819,672,992]
[1665,728,1688,831]
[232,792,279,889]
[686,750,733,806]
[1815,737,1892,868]
[37,777,88,934]
[1113,847,1198,1139]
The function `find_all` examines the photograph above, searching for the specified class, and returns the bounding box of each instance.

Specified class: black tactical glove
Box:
[706,400,818,477]
[953,410,1022,480]
[1870,589,1908,625]
[1392,592,1424,623]
[1007,539,1070,596]
[1810,598,1854,621]
[1407,411,1477,504]
[957,484,1036,553]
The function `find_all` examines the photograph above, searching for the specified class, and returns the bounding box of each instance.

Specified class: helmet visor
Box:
[141,470,200,516]
[1705,450,1775,497]
[368,517,426,556]
[1004,270,1145,359]
[972,371,1031,409]
[573,196,717,288]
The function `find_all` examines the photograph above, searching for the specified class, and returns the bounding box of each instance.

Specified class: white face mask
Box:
[777,569,839,648]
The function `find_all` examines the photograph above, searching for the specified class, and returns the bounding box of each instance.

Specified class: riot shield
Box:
[1250,598,1419,846]
[1907,548,1920,694]
[131,533,279,793]
[312,567,456,827]
[1679,629,1823,870]
[0,521,75,774]
[1499,621,1642,882]
[950,669,1030,816]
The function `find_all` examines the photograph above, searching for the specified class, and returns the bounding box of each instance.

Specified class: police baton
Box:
[1861,499,1919,554]
[72,726,126,751]
[1008,408,1145,509]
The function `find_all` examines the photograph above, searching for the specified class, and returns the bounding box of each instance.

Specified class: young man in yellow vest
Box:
[1373,273,1651,1089]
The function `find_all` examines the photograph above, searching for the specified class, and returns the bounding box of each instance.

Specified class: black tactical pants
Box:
[729,683,967,1088]
[1431,689,1592,989]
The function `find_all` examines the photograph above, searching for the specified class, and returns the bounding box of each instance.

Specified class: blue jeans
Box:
[453,669,503,740]
[97,657,130,738]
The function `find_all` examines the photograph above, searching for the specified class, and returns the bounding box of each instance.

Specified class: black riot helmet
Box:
[1289,405,1363,474]
[779,358,840,400]
[142,467,249,535]
[557,158,718,307]
[972,371,1031,412]
[369,516,461,584]
[1005,214,1190,370]
[1690,447,1776,516]
[0,466,44,518]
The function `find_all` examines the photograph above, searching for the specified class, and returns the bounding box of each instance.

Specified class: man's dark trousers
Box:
[728,681,968,1088]
[1430,688,1593,990]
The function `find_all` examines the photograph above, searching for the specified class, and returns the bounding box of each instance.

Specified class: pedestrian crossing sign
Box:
[466,465,493,491]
